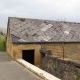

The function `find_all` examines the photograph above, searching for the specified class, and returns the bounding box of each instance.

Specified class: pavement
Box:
[0,52,43,80]
[0,52,11,62]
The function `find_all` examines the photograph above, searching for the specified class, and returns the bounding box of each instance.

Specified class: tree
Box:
[0,36,6,51]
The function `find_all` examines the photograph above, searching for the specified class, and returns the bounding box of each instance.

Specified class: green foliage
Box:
[0,36,6,52]
[76,72,80,80]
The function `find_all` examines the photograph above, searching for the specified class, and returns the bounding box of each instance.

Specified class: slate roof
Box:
[8,17,80,43]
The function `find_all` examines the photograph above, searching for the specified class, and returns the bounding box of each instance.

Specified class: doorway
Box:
[22,50,34,65]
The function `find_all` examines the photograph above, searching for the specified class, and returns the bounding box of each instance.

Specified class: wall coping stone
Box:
[48,55,80,68]
[16,59,61,80]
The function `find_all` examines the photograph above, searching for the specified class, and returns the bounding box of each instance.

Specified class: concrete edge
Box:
[16,59,61,80]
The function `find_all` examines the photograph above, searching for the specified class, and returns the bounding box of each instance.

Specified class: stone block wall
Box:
[42,55,80,80]
[13,44,41,68]
[6,26,13,58]
[44,43,80,60]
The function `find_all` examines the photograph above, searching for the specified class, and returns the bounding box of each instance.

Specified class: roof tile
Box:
[8,17,80,42]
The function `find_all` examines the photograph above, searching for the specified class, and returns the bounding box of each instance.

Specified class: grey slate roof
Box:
[8,17,80,43]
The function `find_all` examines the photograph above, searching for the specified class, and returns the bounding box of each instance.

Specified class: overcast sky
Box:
[0,0,80,28]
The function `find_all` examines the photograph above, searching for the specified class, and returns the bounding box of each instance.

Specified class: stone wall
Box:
[42,55,80,80]
[44,43,80,60]
[13,44,41,68]
[6,26,13,58]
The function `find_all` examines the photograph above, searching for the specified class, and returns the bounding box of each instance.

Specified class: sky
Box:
[0,0,80,28]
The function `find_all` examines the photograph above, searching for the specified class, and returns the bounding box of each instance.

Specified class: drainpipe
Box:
[62,42,64,59]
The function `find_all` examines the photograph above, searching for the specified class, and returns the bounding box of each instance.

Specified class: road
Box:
[0,52,11,62]
[0,52,43,80]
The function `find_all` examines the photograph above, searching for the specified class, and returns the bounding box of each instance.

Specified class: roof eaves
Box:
[12,41,80,44]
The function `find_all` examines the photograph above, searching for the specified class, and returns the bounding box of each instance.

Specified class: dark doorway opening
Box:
[22,50,34,65]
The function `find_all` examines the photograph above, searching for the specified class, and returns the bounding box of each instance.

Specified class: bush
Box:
[0,36,6,52]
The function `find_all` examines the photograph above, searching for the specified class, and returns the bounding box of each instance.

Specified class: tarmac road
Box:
[0,52,43,80]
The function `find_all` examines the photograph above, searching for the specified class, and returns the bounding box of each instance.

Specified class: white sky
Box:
[0,0,80,28]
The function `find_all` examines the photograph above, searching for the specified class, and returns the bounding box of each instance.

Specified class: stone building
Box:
[6,17,80,68]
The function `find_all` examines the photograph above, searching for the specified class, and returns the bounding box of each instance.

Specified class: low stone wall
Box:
[42,55,80,80]
[16,59,60,80]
